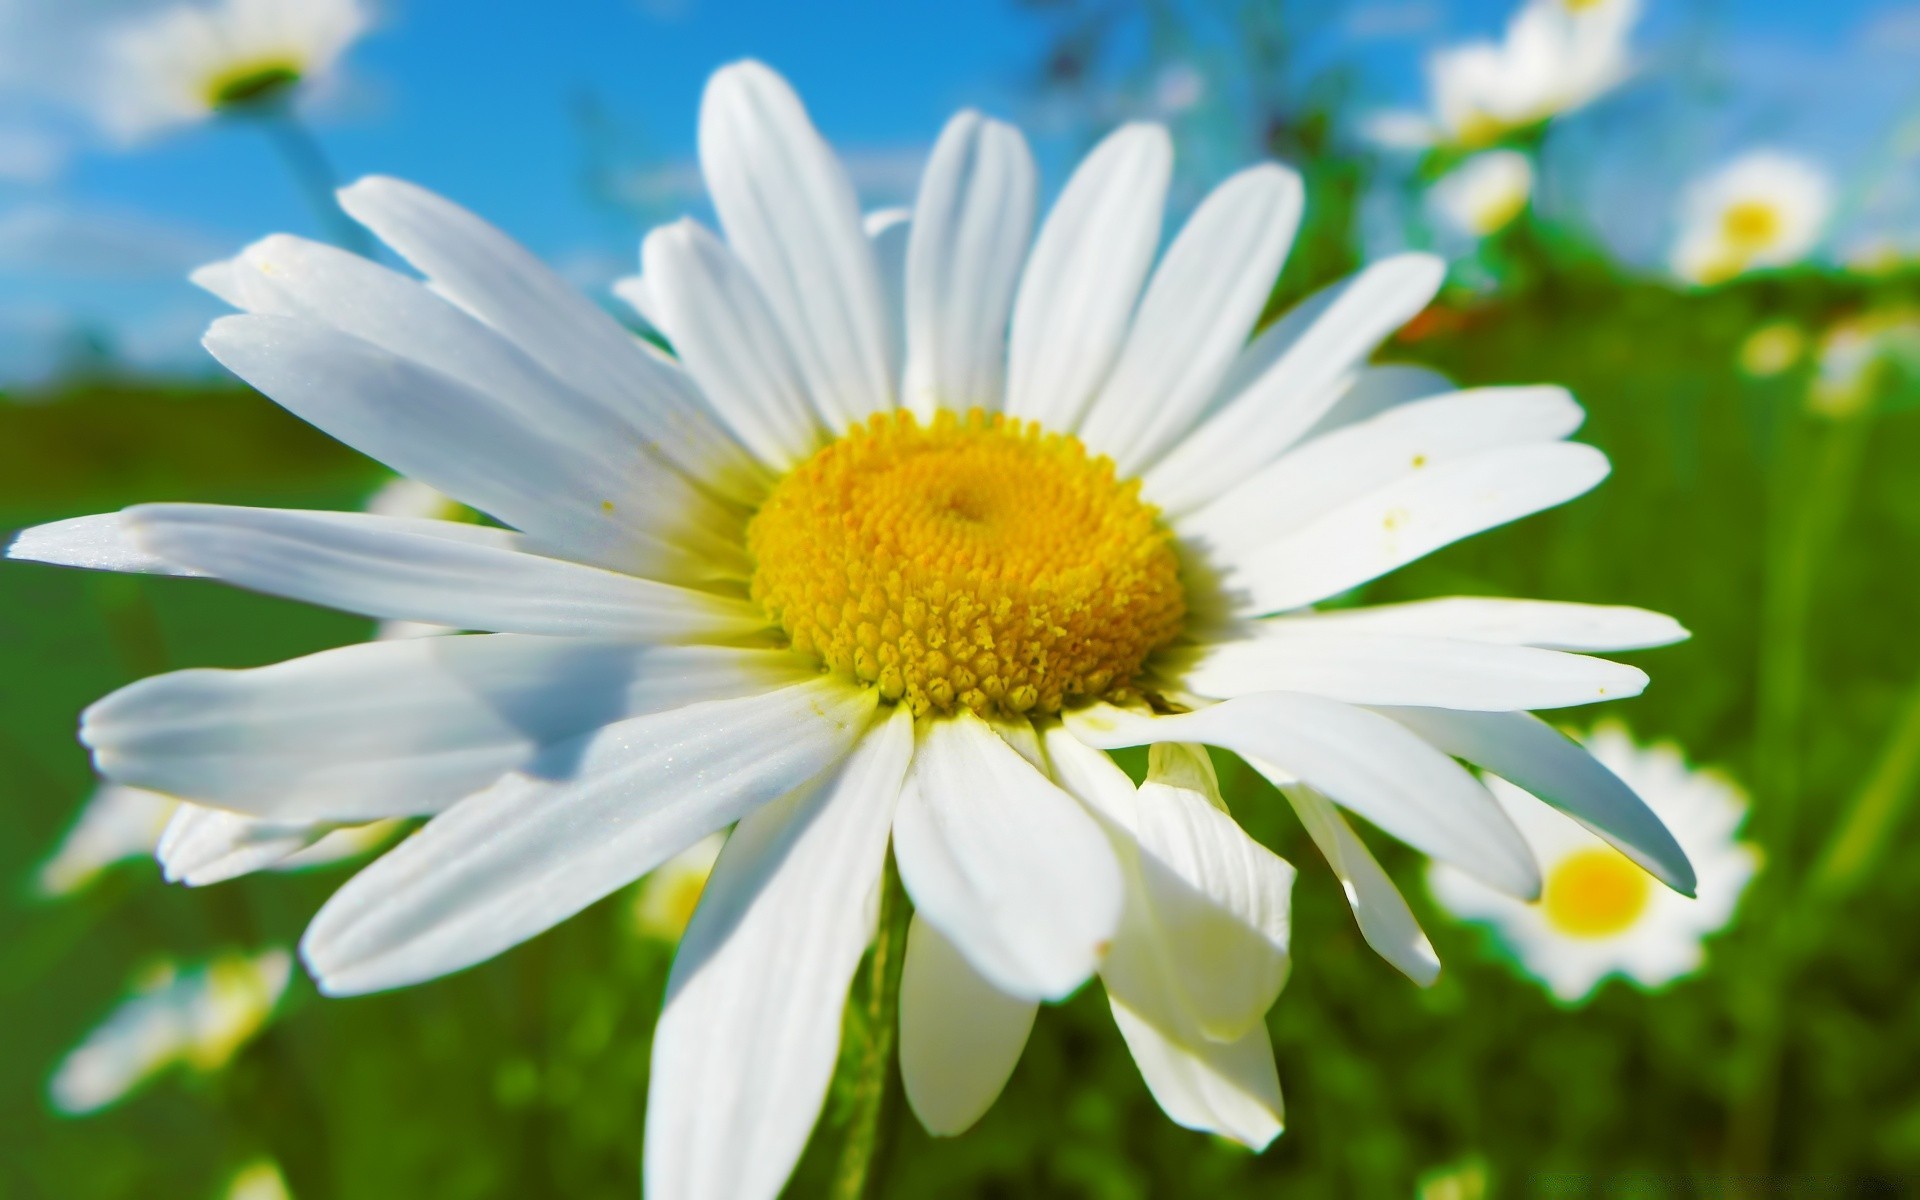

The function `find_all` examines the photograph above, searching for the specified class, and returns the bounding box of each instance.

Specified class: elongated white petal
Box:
[1078,165,1305,475]
[1170,632,1647,711]
[1068,697,1539,898]
[611,273,662,329]
[302,679,877,995]
[1108,998,1284,1150]
[903,111,1037,417]
[899,913,1038,1136]
[700,61,894,429]
[1264,598,1689,652]
[892,712,1122,1001]
[336,176,766,502]
[866,207,911,372]
[1177,386,1584,559]
[204,314,749,581]
[1003,123,1171,430]
[120,504,766,641]
[156,804,339,887]
[1146,255,1445,514]
[7,512,203,576]
[1377,707,1696,895]
[1277,781,1439,985]
[645,705,911,1200]
[85,636,807,822]
[1223,442,1610,616]
[642,219,826,470]
[1304,364,1455,438]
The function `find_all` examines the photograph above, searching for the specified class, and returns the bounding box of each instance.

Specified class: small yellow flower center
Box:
[205,60,304,110]
[1541,847,1652,938]
[748,409,1186,718]
[1721,200,1782,250]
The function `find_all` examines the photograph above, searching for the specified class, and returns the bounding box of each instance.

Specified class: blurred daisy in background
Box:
[12,58,1692,1198]
[48,948,292,1114]
[631,832,725,943]
[1428,150,1534,238]
[1736,320,1808,380]
[1808,308,1920,418]
[222,1160,294,1200]
[92,0,368,141]
[1367,0,1639,151]
[35,783,176,897]
[1428,723,1758,1004]
[1671,152,1833,287]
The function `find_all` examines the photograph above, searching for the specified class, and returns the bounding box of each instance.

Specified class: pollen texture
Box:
[748,409,1185,718]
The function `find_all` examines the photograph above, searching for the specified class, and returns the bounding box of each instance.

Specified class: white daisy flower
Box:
[36,783,177,897]
[1670,152,1834,287]
[1808,308,1920,418]
[94,0,367,141]
[1429,150,1534,238]
[48,948,291,1115]
[1428,724,1757,1003]
[1367,0,1638,151]
[632,832,725,943]
[10,60,1692,1195]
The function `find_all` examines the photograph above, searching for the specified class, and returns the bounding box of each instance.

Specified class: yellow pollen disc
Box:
[748,409,1186,718]
[1541,847,1653,938]
[1721,200,1782,250]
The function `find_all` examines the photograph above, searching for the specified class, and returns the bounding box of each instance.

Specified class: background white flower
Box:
[631,832,725,943]
[1429,150,1534,238]
[1428,723,1758,1003]
[1671,151,1834,286]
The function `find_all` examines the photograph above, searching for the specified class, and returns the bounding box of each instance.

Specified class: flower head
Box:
[12,59,1690,1197]
[1429,150,1535,238]
[1428,723,1757,1003]
[1671,151,1833,286]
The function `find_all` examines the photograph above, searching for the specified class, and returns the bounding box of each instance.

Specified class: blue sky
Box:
[2,0,1918,384]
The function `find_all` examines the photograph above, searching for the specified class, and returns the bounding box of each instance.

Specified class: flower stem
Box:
[830,854,909,1200]
[258,108,376,258]
[1813,658,1920,895]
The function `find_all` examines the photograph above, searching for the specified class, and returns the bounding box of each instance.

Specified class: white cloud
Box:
[0,125,67,183]
[1343,0,1444,41]
[0,202,226,278]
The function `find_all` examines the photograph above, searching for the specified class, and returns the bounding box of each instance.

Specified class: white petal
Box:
[84,636,807,822]
[1304,364,1455,438]
[302,679,878,995]
[891,711,1122,1001]
[644,705,911,1200]
[699,61,895,430]
[336,176,766,502]
[1108,998,1284,1150]
[1003,123,1171,430]
[1278,781,1439,985]
[156,804,339,887]
[7,512,204,576]
[1377,707,1696,895]
[1144,255,1445,515]
[36,785,177,897]
[1176,385,1584,559]
[611,273,662,330]
[119,504,766,641]
[641,219,826,470]
[1222,442,1610,616]
[899,912,1038,1137]
[1078,164,1305,475]
[1265,597,1689,652]
[1170,631,1647,710]
[903,111,1037,417]
[1067,697,1539,898]
[866,207,911,373]
[203,314,749,581]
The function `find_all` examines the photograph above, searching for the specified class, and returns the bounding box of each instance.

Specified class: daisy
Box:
[1671,152,1834,287]
[93,0,367,141]
[1429,724,1757,1003]
[1429,150,1534,238]
[1367,0,1638,151]
[9,60,1692,1195]
[48,948,291,1115]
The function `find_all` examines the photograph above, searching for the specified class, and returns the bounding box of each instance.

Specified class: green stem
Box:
[1813,660,1920,895]
[830,855,910,1200]
[259,109,376,258]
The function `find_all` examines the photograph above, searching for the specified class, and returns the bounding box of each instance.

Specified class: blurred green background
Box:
[5,1,1920,1197]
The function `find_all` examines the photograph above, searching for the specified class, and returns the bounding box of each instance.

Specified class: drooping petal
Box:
[699,61,895,429]
[644,705,911,1200]
[1108,998,1284,1151]
[1002,123,1171,430]
[891,711,1122,1001]
[1067,697,1539,898]
[1377,707,1696,895]
[1144,255,1446,515]
[902,111,1037,417]
[1077,164,1305,475]
[116,504,767,641]
[898,913,1038,1137]
[1278,780,1439,986]
[84,636,808,822]
[301,679,878,995]
[156,804,343,887]
[1258,597,1688,652]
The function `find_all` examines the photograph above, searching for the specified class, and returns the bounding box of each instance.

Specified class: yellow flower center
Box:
[205,60,304,110]
[748,409,1185,718]
[1721,200,1782,251]
[1541,847,1652,938]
